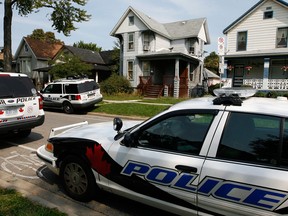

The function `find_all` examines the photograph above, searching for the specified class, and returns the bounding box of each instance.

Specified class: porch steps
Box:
[144,85,164,98]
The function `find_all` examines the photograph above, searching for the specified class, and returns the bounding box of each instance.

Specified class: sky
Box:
[0,0,262,55]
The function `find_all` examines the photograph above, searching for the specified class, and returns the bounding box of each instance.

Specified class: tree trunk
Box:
[3,0,12,72]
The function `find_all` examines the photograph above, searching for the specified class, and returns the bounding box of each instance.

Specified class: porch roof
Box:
[136,51,200,61]
[225,48,288,58]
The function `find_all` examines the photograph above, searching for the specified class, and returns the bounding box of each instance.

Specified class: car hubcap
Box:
[64,163,88,195]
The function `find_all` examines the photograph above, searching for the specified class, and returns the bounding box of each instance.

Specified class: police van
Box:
[37,88,288,215]
[40,77,102,114]
[0,72,45,137]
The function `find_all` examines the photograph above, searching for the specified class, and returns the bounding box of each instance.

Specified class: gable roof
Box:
[111,6,210,44]
[223,0,288,34]
[14,37,63,60]
[62,45,106,65]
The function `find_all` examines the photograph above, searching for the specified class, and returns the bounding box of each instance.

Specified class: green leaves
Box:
[13,0,91,36]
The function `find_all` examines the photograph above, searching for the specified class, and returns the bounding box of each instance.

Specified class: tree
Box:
[109,40,120,74]
[3,0,90,72]
[27,29,63,43]
[204,51,219,74]
[49,55,93,79]
[73,40,102,52]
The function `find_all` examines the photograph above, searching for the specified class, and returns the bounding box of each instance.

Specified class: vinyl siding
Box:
[226,1,288,55]
[115,11,148,34]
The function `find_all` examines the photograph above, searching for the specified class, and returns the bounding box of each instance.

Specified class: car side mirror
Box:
[121,132,136,147]
[113,117,123,132]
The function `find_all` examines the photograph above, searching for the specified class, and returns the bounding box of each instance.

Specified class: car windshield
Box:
[0,76,35,98]
[65,81,99,94]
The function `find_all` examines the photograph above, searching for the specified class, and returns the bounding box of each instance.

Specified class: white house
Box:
[110,6,210,98]
[222,0,288,90]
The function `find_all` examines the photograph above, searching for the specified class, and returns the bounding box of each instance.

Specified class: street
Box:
[0,110,173,216]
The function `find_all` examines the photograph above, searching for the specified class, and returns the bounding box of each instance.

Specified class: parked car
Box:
[0,72,45,137]
[37,88,288,215]
[40,77,102,114]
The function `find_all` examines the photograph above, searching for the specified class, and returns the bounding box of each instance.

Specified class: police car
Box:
[0,72,45,137]
[37,88,288,216]
[40,77,102,114]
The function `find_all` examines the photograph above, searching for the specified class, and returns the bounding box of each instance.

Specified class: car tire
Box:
[60,155,97,202]
[16,129,32,138]
[63,102,74,114]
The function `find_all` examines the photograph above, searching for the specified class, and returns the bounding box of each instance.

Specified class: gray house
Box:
[222,0,288,90]
[110,6,210,98]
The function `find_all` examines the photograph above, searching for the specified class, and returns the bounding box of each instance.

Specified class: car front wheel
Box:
[60,155,97,202]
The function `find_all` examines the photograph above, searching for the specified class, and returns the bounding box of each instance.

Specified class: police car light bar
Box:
[213,88,257,106]
[213,88,257,98]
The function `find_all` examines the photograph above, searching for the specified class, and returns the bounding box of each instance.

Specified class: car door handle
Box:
[175,165,197,173]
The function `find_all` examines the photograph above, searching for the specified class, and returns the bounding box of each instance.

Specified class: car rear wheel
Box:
[63,102,74,114]
[60,155,96,202]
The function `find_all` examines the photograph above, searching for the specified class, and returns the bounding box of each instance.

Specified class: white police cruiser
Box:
[40,76,102,114]
[0,72,45,137]
[37,88,288,215]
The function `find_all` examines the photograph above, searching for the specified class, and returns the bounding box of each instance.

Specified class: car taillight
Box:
[39,97,43,109]
[75,95,81,100]
[0,110,3,115]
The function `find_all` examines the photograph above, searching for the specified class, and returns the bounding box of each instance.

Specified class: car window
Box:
[64,84,78,94]
[43,84,62,94]
[0,76,36,98]
[217,112,282,166]
[77,81,99,93]
[138,113,214,155]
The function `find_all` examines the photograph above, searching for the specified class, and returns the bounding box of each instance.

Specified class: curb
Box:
[0,170,105,216]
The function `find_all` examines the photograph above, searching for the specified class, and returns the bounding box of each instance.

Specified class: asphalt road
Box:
[0,110,175,216]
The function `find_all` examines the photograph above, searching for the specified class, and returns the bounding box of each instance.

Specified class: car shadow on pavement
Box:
[36,165,177,216]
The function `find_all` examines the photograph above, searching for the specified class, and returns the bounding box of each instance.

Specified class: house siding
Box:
[227,1,288,54]
[114,11,148,34]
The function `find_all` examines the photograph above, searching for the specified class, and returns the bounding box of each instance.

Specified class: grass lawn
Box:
[96,94,189,118]
[0,187,66,216]
[93,103,170,118]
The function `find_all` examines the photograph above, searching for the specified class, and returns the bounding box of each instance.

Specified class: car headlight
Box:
[45,142,54,153]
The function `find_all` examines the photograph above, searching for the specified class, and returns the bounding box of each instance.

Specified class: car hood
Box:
[53,120,143,145]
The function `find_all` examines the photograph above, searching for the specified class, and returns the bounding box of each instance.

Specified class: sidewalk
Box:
[0,169,105,216]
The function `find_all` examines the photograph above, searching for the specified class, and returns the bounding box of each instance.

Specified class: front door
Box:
[233,65,244,87]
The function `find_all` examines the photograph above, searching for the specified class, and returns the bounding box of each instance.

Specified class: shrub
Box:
[100,73,133,95]
[208,83,221,96]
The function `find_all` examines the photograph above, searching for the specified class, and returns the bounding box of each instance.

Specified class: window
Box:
[263,11,273,19]
[44,84,62,94]
[217,112,282,166]
[19,58,31,73]
[128,16,134,26]
[128,61,134,80]
[237,31,247,51]
[276,27,288,48]
[138,113,214,155]
[128,33,134,51]
[143,32,153,51]
[0,76,35,98]
[188,38,196,54]
[142,61,150,76]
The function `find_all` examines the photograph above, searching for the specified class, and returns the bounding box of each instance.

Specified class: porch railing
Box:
[242,79,288,90]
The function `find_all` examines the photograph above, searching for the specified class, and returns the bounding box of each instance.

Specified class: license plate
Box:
[88,93,95,97]
[6,109,18,116]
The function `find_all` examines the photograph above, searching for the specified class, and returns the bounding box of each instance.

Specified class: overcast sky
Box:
[0,0,262,55]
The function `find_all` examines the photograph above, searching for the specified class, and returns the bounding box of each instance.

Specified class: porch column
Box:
[263,58,270,89]
[223,59,228,78]
[174,59,180,98]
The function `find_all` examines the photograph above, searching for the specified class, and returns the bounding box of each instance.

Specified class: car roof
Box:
[51,78,95,84]
[0,72,28,77]
[169,96,288,117]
